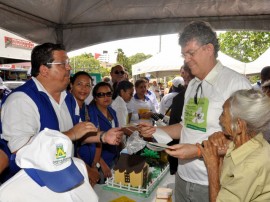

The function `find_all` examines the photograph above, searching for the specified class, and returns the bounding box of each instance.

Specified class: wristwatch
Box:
[99,131,106,143]
[92,162,100,169]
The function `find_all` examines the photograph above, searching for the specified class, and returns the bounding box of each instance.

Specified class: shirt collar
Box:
[200,60,223,85]
[226,133,265,165]
[32,77,67,105]
[134,93,150,101]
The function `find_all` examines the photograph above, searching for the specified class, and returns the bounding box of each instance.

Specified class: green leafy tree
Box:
[116,49,152,76]
[70,53,109,76]
[127,53,152,76]
[129,53,152,65]
[116,48,130,71]
[219,31,270,63]
[219,31,270,83]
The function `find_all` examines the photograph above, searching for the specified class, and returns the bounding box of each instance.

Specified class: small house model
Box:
[113,153,149,188]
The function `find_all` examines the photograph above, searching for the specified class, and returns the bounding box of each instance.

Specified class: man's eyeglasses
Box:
[47,59,70,67]
[96,91,113,98]
[181,46,203,59]
[114,70,125,75]
[194,82,202,105]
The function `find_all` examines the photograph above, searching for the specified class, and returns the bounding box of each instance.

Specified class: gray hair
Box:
[179,21,219,58]
[228,89,270,136]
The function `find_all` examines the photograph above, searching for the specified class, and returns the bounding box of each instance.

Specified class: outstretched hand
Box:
[104,128,123,145]
[137,122,156,138]
[165,143,198,159]
[69,122,98,140]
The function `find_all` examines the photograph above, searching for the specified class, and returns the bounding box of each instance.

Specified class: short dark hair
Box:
[261,66,270,84]
[181,62,194,79]
[140,77,149,82]
[179,21,219,58]
[31,43,66,77]
[103,76,111,82]
[91,81,113,99]
[135,79,146,88]
[110,64,124,73]
[112,80,134,100]
[70,71,93,85]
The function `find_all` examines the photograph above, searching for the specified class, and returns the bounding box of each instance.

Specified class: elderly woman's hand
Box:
[208,131,231,156]
[200,140,219,170]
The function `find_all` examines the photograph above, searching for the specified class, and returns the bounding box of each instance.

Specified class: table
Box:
[94,172,175,202]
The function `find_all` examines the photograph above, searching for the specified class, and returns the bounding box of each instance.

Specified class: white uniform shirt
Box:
[146,90,159,112]
[178,61,251,185]
[0,158,98,202]
[1,77,78,152]
[111,96,128,127]
[127,95,156,125]
[159,92,178,115]
[150,85,160,100]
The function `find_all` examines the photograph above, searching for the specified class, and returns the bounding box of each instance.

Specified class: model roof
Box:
[113,153,146,174]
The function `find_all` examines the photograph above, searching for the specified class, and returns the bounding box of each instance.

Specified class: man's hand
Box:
[120,126,138,136]
[103,128,123,145]
[68,122,98,141]
[137,122,156,138]
[165,144,198,159]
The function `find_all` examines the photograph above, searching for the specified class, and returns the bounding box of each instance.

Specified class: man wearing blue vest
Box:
[0,43,123,182]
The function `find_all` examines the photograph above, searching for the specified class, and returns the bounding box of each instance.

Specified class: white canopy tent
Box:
[245,48,270,75]
[132,50,247,77]
[132,50,183,78]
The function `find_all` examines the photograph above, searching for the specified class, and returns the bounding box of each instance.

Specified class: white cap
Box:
[172,77,184,88]
[16,128,84,193]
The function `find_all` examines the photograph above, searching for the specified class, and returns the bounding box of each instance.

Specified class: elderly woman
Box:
[200,89,270,202]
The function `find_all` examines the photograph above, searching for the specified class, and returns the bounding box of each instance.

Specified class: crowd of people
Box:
[0,20,270,202]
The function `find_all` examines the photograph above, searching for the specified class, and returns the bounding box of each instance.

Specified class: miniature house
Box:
[113,153,149,188]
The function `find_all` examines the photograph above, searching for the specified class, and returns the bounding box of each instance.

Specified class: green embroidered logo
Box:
[55,144,66,159]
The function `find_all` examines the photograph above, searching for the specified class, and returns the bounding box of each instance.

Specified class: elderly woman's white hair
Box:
[228,89,270,138]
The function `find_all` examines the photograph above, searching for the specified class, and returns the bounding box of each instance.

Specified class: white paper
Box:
[152,128,173,144]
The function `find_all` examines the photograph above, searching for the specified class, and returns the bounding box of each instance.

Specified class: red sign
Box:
[94,53,101,59]
[4,36,34,50]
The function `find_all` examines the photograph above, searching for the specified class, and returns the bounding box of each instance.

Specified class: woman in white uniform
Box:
[111,80,134,127]
[128,79,156,125]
